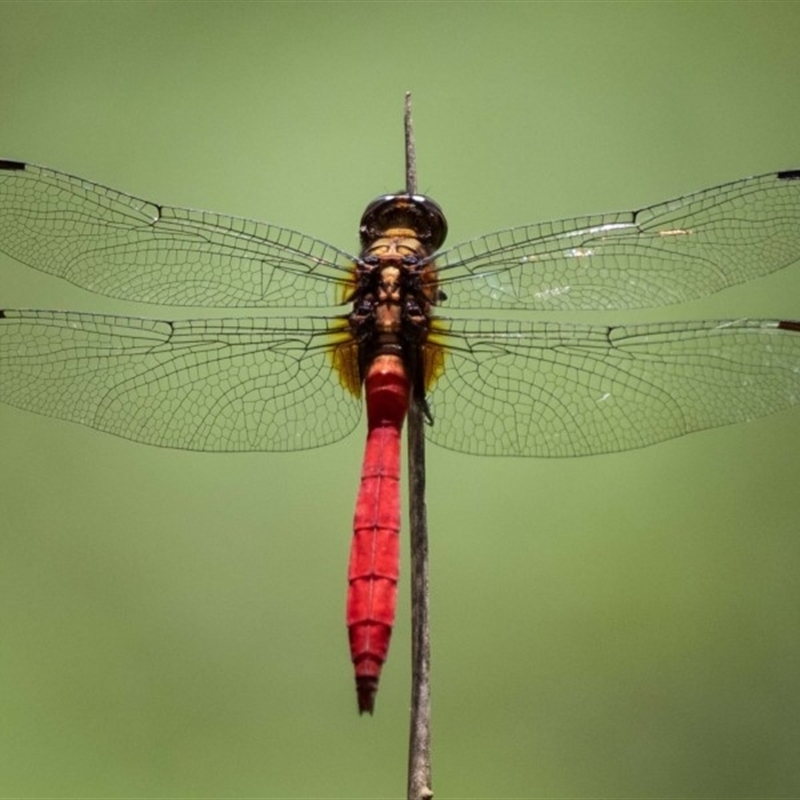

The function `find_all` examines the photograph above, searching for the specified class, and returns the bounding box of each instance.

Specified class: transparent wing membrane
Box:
[0,309,361,451]
[435,171,800,311]
[426,318,800,456]
[0,161,356,308]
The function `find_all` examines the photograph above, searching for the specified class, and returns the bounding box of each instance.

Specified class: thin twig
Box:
[404,92,433,800]
[404,92,418,197]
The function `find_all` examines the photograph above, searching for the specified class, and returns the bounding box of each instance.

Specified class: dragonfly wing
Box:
[435,170,800,311]
[0,161,356,307]
[0,309,361,451]
[426,317,800,457]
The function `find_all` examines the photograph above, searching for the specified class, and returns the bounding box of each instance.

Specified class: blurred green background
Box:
[2,2,800,798]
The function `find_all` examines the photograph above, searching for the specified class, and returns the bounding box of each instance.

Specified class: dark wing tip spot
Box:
[0,159,26,171]
[0,309,6,318]
[777,169,800,180]
[777,320,800,332]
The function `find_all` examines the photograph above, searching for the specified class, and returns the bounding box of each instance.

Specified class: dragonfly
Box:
[2,159,800,714]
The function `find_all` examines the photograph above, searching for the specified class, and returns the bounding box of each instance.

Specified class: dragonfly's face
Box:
[362,234,429,263]
[359,193,448,254]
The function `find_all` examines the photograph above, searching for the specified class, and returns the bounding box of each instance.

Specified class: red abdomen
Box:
[347,353,409,714]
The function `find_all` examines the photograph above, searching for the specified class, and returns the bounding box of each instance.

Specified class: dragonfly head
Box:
[359,193,448,254]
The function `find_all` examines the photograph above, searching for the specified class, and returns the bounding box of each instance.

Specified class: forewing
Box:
[0,161,356,307]
[426,317,800,457]
[435,171,800,310]
[0,309,361,451]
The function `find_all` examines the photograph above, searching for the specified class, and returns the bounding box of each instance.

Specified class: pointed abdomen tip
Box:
[356,676,378,715]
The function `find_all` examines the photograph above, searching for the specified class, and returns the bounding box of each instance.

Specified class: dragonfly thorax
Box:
[348,228,441,398]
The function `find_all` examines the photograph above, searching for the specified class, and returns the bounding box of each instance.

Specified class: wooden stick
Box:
[404,92,434,800]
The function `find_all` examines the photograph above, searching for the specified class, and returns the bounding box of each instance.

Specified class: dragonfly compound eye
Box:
[359,193,448,253]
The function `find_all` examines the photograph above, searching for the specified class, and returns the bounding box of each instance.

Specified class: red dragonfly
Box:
[2,159,800,713]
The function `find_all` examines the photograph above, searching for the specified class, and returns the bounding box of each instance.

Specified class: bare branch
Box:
[405,92,433,800]
[404,92,418,195]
